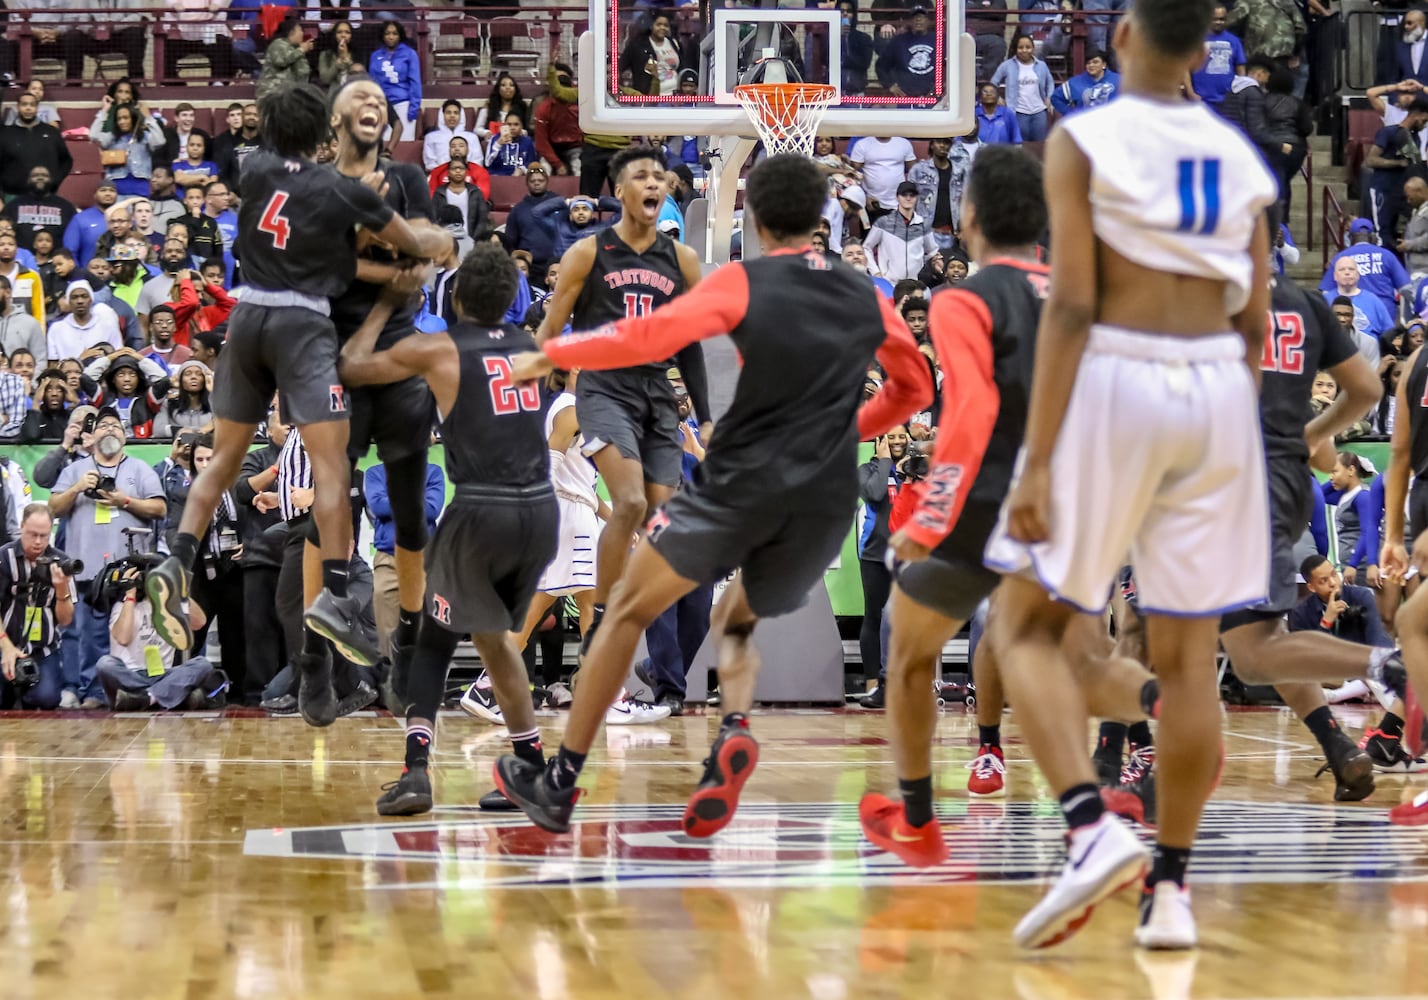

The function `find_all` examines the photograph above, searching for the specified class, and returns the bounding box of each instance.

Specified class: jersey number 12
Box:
[485,357,541,415]
[258,191,292,250]
[1260,311,1305,375]
[1175,159,1221,236]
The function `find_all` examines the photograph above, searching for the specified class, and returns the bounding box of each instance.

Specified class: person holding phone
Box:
[855,427,910,709]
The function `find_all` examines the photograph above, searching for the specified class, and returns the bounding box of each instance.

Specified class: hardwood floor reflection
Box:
[1,704,1426,999]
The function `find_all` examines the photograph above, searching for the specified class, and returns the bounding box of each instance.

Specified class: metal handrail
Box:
[1322,182,1350,271]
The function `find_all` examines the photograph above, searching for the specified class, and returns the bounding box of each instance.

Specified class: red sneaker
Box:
[683,719,759,839]
[966,744,1006,797]
[859,794,948,868]
[1390,789,1428,826]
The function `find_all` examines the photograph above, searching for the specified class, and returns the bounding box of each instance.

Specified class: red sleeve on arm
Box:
[902,289,999,550]
[857,292,934,439]
[171,277,201,342]
[888,479,925,535]
[544,262,749,370]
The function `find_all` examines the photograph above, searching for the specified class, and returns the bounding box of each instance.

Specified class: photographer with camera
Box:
[32,404,97,490]
[48,405,164,708]
[95,562,224,711]
[856,426,922,709]
[0,504,77,709]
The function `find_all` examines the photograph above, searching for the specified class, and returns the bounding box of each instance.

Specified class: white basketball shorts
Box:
[537,494,601,597]
[984,324,1270,616]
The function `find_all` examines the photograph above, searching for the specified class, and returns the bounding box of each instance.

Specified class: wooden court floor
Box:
[3,703,1428,1000]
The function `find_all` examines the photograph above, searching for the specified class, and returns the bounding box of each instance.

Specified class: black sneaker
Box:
[377,766,433,816]
[658,692,685,717]
[1315,729,1376,801]
[145,555,193,652]
[493,754,580,833]
[706,686,720,708]
[1102,768,1157,827]
[859,685,885,710]
[337,679,378,717]
[1092,737,1124,787]
[112,689,149,712]
[1363,728,1428,773]
[478,787,519,811]
[683,717,760,838]
[304,588,380,667]
[297,648,338,728]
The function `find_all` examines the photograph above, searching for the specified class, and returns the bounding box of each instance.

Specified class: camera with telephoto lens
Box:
[11,656,38,691]
[902,444,930,482]
[1335,598,1367,630]
[84,475,117,500]
[34,554,83,580]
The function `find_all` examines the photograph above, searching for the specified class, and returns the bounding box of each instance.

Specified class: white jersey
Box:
[1059,94,1279,314]
[546,393,597,509]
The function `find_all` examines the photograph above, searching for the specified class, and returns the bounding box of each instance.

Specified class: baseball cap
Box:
[96,179,117,193]
[93,405,123,427]
[1348,218,1375,235]
[107,243,141,262]
[840,185,867,208]
[897,181,920,197]
[909,3,929,13]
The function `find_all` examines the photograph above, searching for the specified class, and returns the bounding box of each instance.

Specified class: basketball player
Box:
[145,84,453,727]
[1380,343,1428,825]
[982,0,1279,950]
[858,147,1155,865]
[338,244,557,817]
[533,146,709,676]
[493,155,932,834]
[328,77,443,714]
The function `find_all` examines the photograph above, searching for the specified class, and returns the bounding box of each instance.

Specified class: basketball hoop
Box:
[733,82,837,157]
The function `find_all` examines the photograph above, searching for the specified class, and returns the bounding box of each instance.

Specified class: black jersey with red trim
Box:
[1260,280,1359,463]
[545,247,932,515]
[330,162,437,349]
[571,226,686,376]
[900,258,1048,551]
[442,322,550,490]
[236,150,395,298]
[1407,346,1428,478]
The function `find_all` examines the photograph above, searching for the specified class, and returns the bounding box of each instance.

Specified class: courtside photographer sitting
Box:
[93,555,227,711]
[0,504,79,709]
[1290,554,1391,648]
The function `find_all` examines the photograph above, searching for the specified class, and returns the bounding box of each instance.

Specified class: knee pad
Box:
[383,452,431,552]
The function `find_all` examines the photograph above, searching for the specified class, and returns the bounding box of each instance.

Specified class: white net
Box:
[733,83,838,158]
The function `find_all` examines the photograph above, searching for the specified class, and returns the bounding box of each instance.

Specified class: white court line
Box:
[0,753,1335,767]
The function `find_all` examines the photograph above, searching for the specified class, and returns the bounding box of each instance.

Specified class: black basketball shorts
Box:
[895,505,1000,622]
[348,376,435,463]
[423,495,558,635]
[1221,455,1313,631]
[212,302,349,427]
[576,368,682,488]
[648,486,849,619]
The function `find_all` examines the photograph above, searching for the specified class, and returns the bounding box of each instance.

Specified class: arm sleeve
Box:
[425,465,445,521]
[675,341,712,426]
[545,262,750,370]
[34,448,67,490]
[900,290,999,549]
[1051,81,1074,115]
[171,276,201,328]
[1309,483,1330,555]
[1388,252,1411,291]
[334,179,396,231]
[56,135,72,183]
[364,466,391,519]
[533,105,559,166]
[534,198,566,222]
[856,293,934,440]
[235,448,267,505]
[1351,488,1383,568]
[406,51,422,114]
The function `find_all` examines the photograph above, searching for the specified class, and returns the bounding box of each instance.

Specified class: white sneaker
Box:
[459,672,504,725]
[605,690,672,726]
[546,681,573,708]
[1135,881,1198,950]
[58,690,79,709]
[1013,813,1148,949]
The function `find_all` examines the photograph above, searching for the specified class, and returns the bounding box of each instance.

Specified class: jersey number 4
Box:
[258,191,292,249]
[1175,158,1221,236]
[485,357,540,415]
[1260,311,1306,375]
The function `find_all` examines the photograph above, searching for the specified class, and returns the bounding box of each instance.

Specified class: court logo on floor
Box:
[243,800,1428,889]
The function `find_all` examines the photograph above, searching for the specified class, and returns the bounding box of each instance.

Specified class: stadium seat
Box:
[548,176,580,198]
[488,175,529,212]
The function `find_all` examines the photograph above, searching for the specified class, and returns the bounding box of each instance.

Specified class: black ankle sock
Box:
[1098,721,1127,756]
[1303,705,1340,749]
[322,560,349,598]
[510,728,545,769]
[1127,720,1154,749]
[721,711,748,730]
[978,724,1001,749]
[171,532,199,570]
[899,775,934,828]
[579,609,604,654]
[302,627,328,657]
[404,724,433,769]
[547,744,586,791]
[1382,712,1406,738]
[1139,679,1160,718]
[1059,782,1105,831]
[394,608,420,649]
[1148,844,1191,888]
